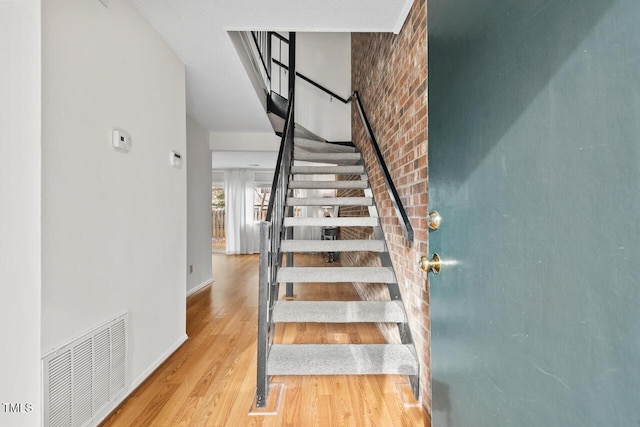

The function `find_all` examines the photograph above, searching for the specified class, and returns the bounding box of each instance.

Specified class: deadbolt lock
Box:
[428,211,442,230]
[419,254,441,274]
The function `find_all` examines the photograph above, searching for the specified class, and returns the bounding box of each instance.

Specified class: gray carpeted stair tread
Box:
[295,139,356,154]
[281,239,385,253]
[294,152,362,164]
[267,344,418,375]
[283,217,378,227]
[289,180,368,189]
[272,301,406,323]
[287,197,372,207]
[277,267,394,283]
[291,165,365,175]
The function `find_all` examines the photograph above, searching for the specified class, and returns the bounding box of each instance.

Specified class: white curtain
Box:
[224,170,258,254]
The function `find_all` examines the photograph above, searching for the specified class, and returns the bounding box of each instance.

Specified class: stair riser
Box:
[283,218,379,227]
[272,301,406,323]
[291,166,365,175]
[280,240,385,253]
[294,139,356,154]
[289,181,368,190]
[286,197,372,207]
[294,153,362,163]
[277,267,395,284]
[267,344,418,376]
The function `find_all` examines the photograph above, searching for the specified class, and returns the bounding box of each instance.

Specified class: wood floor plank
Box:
[100,254,429,427]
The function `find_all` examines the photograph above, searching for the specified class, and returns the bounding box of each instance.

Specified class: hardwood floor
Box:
[101,254,429,426]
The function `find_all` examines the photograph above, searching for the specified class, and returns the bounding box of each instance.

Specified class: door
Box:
[427,0,640,425]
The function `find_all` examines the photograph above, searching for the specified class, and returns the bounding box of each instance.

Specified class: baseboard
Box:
[186,278,213,297]
[92,333,188,426]
[129,333,188,389]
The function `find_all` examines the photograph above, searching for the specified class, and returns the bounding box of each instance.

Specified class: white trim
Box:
[92,333,188,426]
[187,278,213,297]
[393,0,416,34]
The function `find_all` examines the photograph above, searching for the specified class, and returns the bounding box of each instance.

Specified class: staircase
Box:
[250,31,419,409]
[255,135,420,407]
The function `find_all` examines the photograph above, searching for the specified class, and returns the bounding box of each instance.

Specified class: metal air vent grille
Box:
[43,313,128,427]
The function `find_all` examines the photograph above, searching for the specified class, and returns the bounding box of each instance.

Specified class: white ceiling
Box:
[130,0,414,132]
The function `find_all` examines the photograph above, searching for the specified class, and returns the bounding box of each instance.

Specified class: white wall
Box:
[187,117,213,296]
[41,0,187,408]
[295,32,351,141]
[0,2,42,426]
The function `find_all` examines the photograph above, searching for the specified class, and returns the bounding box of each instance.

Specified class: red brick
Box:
[346,0,430,413]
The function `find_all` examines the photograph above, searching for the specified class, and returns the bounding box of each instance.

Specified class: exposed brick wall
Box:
[341,0,430,412]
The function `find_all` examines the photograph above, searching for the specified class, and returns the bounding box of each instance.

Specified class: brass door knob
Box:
[419,254,441,274]
[428,211,442,230]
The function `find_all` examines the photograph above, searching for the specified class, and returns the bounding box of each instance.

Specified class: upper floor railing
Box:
[256,33,296,409]
[251,31,351,104]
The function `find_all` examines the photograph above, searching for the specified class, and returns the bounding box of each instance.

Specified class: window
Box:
[212,186,225,252]
[254,186,270,222]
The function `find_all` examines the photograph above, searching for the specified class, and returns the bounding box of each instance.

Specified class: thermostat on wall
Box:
[112,129,132,152]
[170,151,183,169]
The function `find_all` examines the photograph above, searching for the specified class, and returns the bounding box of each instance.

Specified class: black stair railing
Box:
[255,33,296,409]
[250,31,270,80]
[251,31,350,104]
[271,58,352,104]
[251,31,290,99]
[352,91,414,242]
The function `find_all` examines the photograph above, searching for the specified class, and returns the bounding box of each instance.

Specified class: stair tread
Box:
[291,165,364,175]
[283,217,378,227]
[287,197,372,206]
[268,344,418,375]
[280,239,385,252]
[289,180,368,189]
[295,139,356,153]
[277,267,394,283]
[272,301,406,323]
[294,152,361,164]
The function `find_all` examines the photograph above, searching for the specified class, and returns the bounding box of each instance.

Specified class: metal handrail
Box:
[250,31,270,80]
[256,93,294,409]
[353,91,414,242]
[266,96,294,220]
[256,93,294,408]
[256,33,296,409]
[271,59,352,104]
[250,31,350,103]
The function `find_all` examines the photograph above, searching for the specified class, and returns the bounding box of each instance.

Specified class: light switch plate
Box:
[112,129,132,152]
[170,151,183,169]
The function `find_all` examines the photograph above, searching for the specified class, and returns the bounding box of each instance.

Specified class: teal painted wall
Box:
[428,0,640,425]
